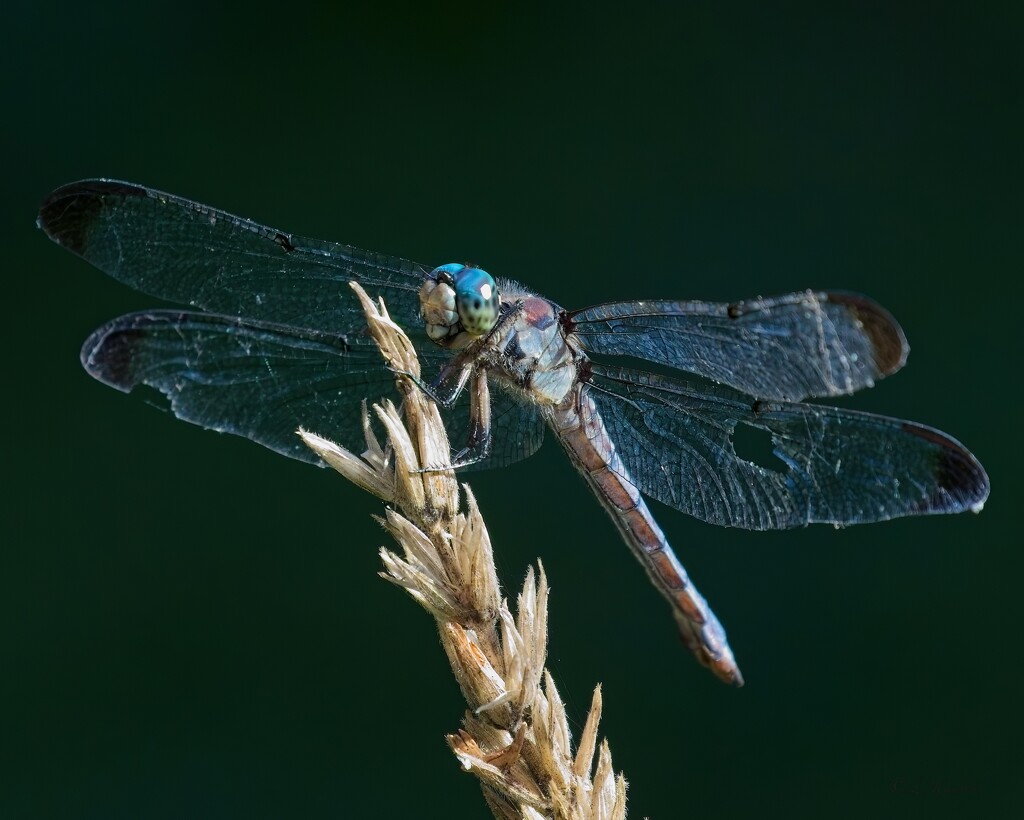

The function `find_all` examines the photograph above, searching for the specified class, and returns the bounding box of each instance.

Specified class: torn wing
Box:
[585,364,989,530]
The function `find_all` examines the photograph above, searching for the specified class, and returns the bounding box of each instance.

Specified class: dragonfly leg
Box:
[385,363,459,406]
[449,368,492,467]
[415,368,494,472]
[385,342,479,409]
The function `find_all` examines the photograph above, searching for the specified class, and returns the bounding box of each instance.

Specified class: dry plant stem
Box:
[298,283,629,820]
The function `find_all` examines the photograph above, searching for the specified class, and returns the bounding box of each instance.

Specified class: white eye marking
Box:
[479,282,493,301]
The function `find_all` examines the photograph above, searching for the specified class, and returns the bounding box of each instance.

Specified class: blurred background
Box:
[4,2,1021,817]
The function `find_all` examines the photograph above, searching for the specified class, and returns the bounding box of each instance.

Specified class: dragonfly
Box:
[39,179,990,686]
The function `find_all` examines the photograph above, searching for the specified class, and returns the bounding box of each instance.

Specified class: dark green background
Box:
[5,2,1021,817]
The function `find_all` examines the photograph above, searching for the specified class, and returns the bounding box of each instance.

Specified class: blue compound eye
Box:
[432,262,465,280]
[452,266,500,336]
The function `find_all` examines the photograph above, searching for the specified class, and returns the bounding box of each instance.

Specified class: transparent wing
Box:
[82,310,543,470]
[586,364,989,530]
[570,291,908,402]
[466,390,546,471]
[39,179,430,340]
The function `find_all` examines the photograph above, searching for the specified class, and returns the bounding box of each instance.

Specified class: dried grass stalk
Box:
[299,283,629,820]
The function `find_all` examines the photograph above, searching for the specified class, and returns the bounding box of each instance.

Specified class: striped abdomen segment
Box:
[548,383,744,686]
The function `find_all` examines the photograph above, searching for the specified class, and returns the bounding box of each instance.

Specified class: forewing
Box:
[586,364,989,530]
[39,179,430,338]
[571,291,908,402]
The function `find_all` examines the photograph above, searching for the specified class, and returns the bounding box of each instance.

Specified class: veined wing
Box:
[570,291,908,402]
[39,179,430,339]
[82,310,545,469]
[586,364,989,530]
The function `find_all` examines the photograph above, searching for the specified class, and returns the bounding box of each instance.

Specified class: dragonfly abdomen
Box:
[548,383,744,686]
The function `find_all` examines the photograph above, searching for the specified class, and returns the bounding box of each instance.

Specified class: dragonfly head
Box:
[420,263,501,346]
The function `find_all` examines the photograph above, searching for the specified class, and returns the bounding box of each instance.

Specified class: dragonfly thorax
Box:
[420,263,501,348]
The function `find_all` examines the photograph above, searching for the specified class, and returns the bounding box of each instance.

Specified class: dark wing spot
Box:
[38,180,148,256]
[901,421,990,513]
[826,292,909,377]
[79,314,171,392]
[274,232,296,253]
